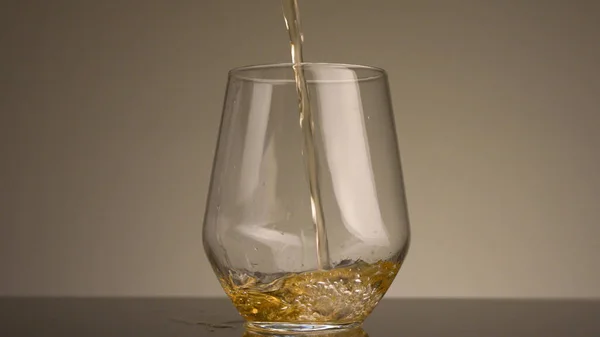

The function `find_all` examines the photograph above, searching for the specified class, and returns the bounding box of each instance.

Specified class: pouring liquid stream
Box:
[281,0,331,271]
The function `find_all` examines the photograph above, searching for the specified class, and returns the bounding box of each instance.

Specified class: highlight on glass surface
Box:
[202,62,410,332]
[243,326,369,337]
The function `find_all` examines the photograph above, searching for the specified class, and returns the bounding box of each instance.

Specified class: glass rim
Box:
[228,62,387,84]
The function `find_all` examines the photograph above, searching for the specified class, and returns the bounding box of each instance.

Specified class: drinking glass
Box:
[203,63,410,332]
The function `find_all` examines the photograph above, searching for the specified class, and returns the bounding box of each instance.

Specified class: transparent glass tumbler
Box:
[203,63,410,332]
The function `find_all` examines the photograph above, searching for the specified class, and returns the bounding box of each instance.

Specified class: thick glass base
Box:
[246,321,362,334]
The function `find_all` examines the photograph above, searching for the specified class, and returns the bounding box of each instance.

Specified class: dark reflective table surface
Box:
[1,298,598,337]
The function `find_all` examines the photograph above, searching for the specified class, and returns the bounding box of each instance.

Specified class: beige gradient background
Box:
[1,0,599,298]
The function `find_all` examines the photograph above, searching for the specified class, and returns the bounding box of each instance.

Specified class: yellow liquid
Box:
[220,260,400,323]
